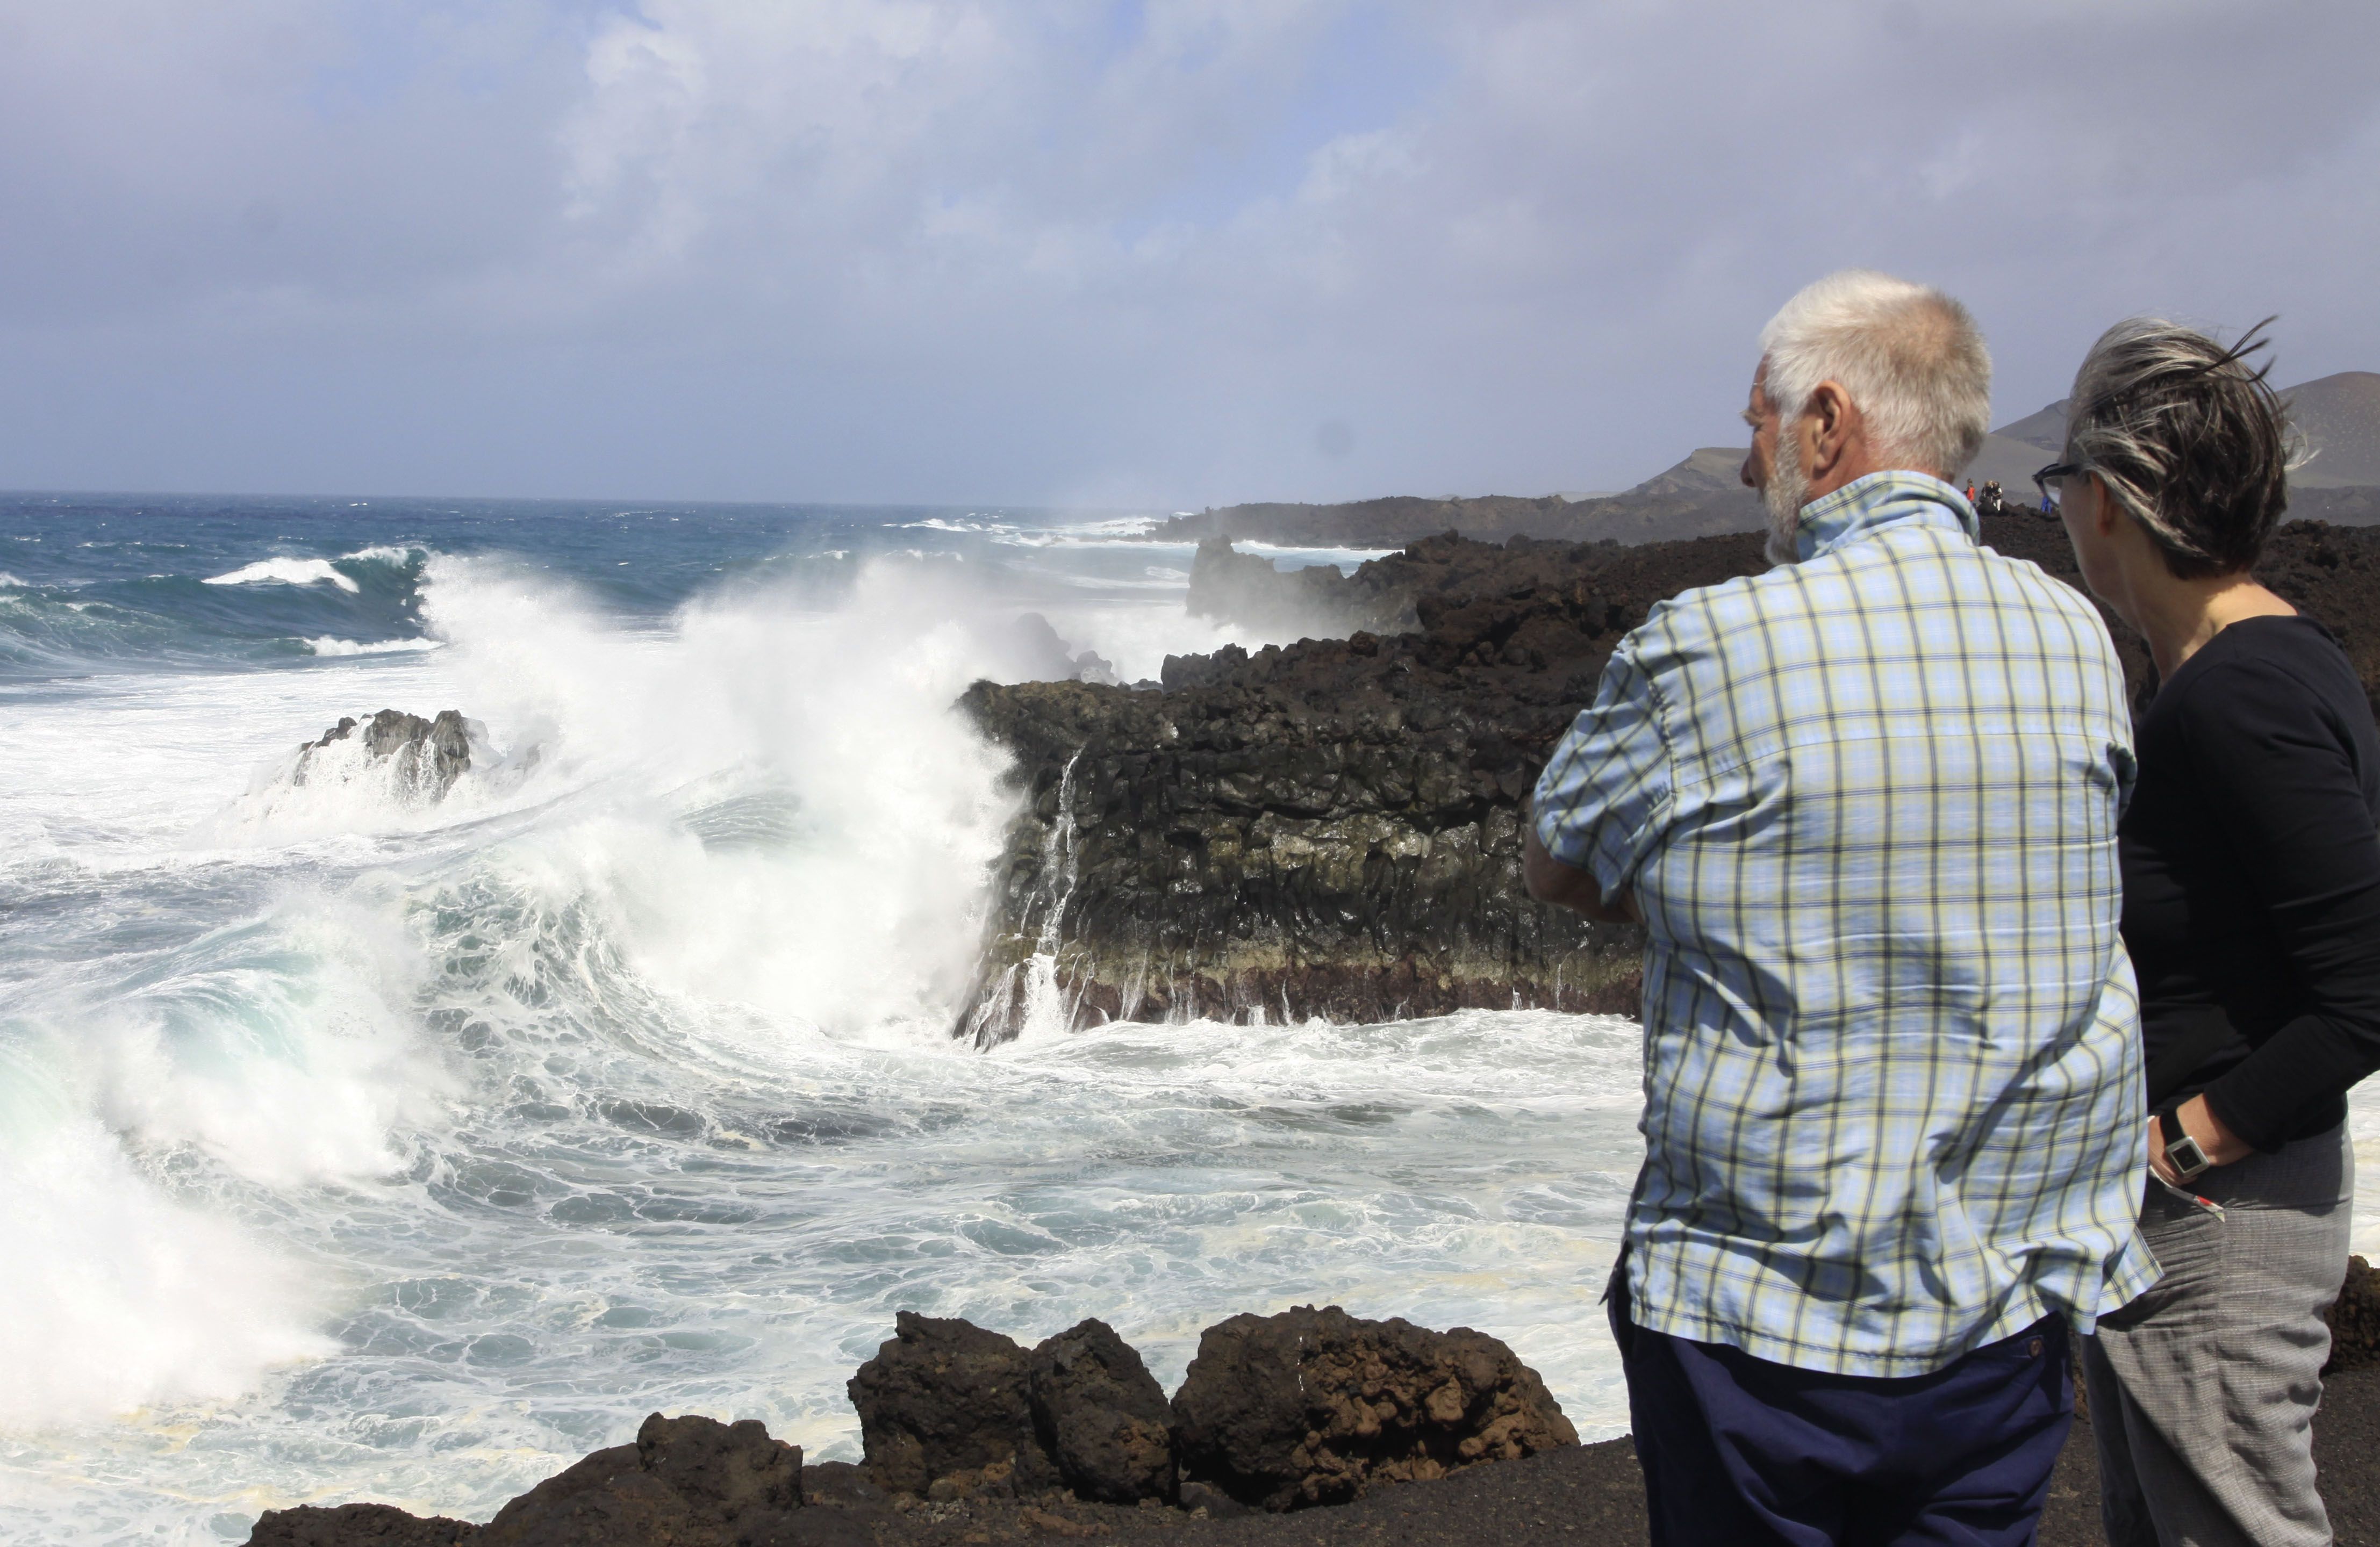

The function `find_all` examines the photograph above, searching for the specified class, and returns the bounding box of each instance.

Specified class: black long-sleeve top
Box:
[2120,614,2380,1150]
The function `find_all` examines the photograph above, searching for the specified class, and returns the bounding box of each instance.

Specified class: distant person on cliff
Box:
[1524,269,2152,1546]
[2045,319,2380,1547]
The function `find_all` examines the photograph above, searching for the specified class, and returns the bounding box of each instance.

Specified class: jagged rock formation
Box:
[955,529,1768,1038]
[957,515,2380,1040]
[246,1505,478,1546]
[848,1312,1064,1500]
[477,1413,827,1546]
[846,1308,1570,1516]
[297,708,475,799]
[242,1414,857,1547]
[1171,1305,1579,1512]
[1028,1319,1177,1505]
[845,1313,1176,1507]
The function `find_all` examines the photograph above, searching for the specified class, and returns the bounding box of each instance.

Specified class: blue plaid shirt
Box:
[1536,471,2157,1377]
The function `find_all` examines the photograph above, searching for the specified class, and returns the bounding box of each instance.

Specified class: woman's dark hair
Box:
[2065,317,2293,578]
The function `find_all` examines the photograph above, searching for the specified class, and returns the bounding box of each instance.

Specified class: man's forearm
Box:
[1524,826,1639,924]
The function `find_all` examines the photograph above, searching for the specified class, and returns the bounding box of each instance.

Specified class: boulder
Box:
[476,1412,835,1547]
[1170,1304,1578,1512]
[1028,1318,1176,1504]
[244,1504,477,1546]
[848,1311,1059,1499]
[240,1417,863,1547]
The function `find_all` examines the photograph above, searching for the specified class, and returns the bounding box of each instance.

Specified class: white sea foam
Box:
[0,533,1645,1542]
[204,558,361,593]
[337,544,425,565]
[302,636,442,656]
[0,570,24,588]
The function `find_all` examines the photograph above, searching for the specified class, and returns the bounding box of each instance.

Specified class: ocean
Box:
[0,492,1651,1543]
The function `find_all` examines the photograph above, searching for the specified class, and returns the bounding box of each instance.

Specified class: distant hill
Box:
[1993,401,2069,455]
[1163,372,2380,551]
[1991,372,2380,516]
[1150,447,1763,548]
[1964,433,2058,500]
[2286,372,2380,488]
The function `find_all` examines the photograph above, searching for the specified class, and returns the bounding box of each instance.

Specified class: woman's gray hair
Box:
[1759,270,1992,480]
[2064,318,2291,578]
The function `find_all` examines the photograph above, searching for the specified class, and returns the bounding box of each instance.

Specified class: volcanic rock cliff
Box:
[955,514,2380,1042]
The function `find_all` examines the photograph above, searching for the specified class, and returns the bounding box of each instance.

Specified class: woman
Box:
[2047,319,2380,1547]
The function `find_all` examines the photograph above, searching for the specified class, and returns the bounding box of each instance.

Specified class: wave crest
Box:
[203,558,362,594]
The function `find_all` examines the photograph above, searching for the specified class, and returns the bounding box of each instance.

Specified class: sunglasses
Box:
[2032,460,2085,510]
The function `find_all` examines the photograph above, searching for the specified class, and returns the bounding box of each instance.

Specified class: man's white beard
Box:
[1762,439,1810,566]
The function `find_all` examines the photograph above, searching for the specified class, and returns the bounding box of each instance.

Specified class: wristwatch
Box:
[2159,1107,2212,1182]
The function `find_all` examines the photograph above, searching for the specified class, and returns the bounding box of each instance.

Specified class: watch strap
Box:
[2157,1107,2186,1146]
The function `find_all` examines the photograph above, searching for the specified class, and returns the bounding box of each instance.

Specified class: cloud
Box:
[1,0,2375,505]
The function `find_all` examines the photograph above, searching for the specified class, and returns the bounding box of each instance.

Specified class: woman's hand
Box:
[2147,1093,2255,1184]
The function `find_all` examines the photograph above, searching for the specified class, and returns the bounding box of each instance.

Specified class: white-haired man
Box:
[1527,270,2155,1545]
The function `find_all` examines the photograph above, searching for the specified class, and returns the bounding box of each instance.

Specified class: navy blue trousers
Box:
[1623,1310,2073,1546]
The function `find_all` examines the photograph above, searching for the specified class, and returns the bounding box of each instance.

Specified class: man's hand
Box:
[1524,825,1641,924]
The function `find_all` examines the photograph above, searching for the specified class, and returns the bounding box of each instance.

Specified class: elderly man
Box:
[1528,270,2154,1546]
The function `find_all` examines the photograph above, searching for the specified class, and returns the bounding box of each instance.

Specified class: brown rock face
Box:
[1169,1304,1579,1512]
[847,1312,1061,1499]
[243,1503,478,1546]
[475,1413,821,1547]
[1028,1318,1177,1505]
[241,1414,841,1547]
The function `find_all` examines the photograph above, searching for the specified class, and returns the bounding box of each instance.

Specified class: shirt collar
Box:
[1792,471,1978,562]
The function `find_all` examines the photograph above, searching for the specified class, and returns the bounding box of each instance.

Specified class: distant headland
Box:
[1152,372,2380,549]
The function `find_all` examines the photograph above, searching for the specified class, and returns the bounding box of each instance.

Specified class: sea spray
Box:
[0,495,1666,1545]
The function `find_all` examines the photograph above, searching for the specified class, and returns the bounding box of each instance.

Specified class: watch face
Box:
[2168,1135,2211,1179]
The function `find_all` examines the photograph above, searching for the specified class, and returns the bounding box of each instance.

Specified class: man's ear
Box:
[1806,381,1853,479]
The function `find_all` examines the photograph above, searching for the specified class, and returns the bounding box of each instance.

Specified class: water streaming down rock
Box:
[955,750,1096,1046]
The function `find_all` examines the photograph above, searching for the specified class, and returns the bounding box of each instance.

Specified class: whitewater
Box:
[0,493,1649,1543]
[3,492,2375,1543]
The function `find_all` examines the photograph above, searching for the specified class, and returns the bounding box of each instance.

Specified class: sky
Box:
[3,0,2377,508]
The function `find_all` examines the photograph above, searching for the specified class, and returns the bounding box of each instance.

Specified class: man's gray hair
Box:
[1759,270,1992,480]
[2065,317,2290,578]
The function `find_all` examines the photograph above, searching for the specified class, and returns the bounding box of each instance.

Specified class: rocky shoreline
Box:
[243,1305,1580,1546]
[240,1260,2379,1545]
[952,514,2380,1042]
